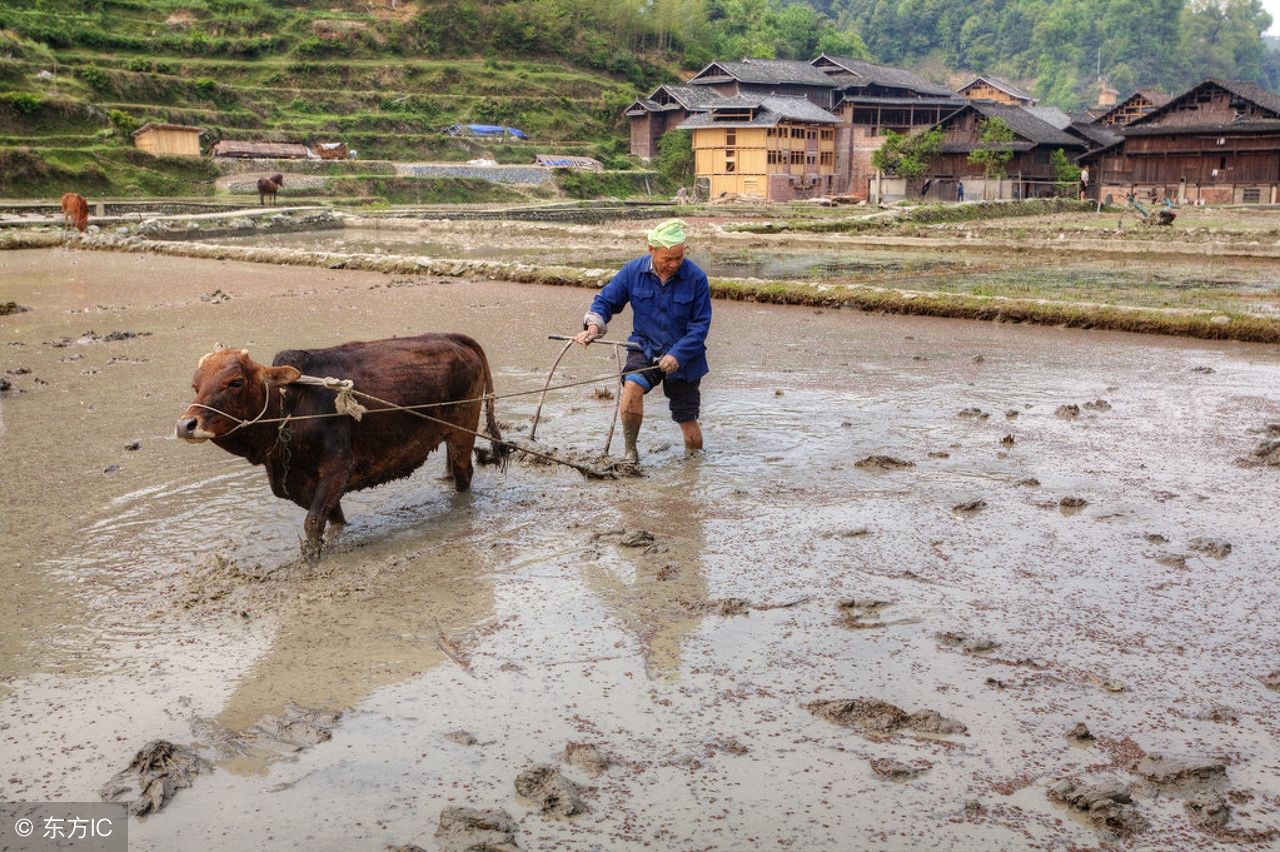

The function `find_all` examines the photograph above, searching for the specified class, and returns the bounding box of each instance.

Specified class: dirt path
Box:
[2,249,1278,849]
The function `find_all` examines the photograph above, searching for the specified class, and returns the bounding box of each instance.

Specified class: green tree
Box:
[655,128,694,188]
[871,127,944,179]
[967,116,1015,182]
[1050,147,1082,194]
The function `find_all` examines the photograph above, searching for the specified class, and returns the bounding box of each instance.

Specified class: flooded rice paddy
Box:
[1,247,1279,849]
[204,221,1280,316]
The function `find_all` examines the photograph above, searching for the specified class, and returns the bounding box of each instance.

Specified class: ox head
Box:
[176,346,300,442]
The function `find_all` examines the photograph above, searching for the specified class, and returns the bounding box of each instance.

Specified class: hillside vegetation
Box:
[0,0,1276,199]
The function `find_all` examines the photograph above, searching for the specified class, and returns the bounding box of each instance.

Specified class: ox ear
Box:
[263,365,301,386]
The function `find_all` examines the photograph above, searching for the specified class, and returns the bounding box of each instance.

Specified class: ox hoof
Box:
[299,537,323,565]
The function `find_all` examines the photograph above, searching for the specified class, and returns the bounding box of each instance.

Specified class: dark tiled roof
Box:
[941,102,1086,149]
[657,85,723,111]
[837,95,965,108]
[690,58,836,88]
[676,94,840,129]
[1123,119,1280,136]
[1135,89,1170,107]
[942,140,1037,153]
[1026,106,1072,129]
[1128,79,1280,130]
[813,55,955,96]
[1066,120,1123,149]
[961,75,1035,103]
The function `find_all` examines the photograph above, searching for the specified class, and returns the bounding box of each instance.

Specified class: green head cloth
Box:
[646,218,688,249]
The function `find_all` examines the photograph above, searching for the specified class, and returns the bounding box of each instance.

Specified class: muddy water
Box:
[2,247,1279,849]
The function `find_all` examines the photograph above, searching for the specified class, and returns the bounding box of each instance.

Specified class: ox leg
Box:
[446,428,475,492]
[301,458,352,563]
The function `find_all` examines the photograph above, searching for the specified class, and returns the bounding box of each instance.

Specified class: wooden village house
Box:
[1094,89,1171,127]
[677,94,840,201]
[811,55,964,199]
[625,85,721,160]
[131,123,203,157]
[919,101,1087,200]
[1083,79,1280,205]
[958,75,1037,106]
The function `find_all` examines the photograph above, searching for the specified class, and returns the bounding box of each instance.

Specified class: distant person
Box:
[574,219,712,465]
[956,181,965,202]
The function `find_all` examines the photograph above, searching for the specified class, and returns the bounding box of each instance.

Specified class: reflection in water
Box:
[213,505,496,770]
[581,463,709,680]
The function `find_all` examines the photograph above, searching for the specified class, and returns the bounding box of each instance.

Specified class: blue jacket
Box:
[586,256,712,382]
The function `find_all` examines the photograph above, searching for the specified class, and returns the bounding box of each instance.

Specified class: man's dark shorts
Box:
[623,348,701,423]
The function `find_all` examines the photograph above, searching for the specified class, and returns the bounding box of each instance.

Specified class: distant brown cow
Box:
[257,173,283,205]
[176,335,508,561]
[60,192,89,232]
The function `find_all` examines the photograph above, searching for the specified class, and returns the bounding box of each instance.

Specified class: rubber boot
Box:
[622,415,641,464]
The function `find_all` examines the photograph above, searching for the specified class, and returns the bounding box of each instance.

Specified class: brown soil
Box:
[806,698,966,737]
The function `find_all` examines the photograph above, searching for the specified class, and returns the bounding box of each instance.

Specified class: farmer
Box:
[574,218,712,464]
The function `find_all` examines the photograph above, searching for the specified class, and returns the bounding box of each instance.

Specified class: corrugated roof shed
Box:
[534,154,603,171]
[131,122,203,138]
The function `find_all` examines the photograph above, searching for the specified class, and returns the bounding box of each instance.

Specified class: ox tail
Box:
[472,341,510,470]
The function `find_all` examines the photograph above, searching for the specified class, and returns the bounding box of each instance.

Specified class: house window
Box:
[820,151,834,166]
[791,150,804,165]
[726,130,736,146]
[820,129,834,141]
[725,149,736,173]
[1219,157,1227,170]
[1243,187,1261,203]
[806,153,815,166]
[791,127,804,139]
[807,129,816,140]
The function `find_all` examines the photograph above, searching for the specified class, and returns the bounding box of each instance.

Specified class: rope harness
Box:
[186,364,662,478]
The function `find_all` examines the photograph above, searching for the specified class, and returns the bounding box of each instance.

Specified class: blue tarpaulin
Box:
[445,123,528,139]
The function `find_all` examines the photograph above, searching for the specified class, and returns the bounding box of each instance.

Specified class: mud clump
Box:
[952,499,987,515]
[514,765,590,817]
[1015,477,1040,487]
[100,740,211,817]
[710,597,751,616]
[837,598,892,629]
[1243,437,1280,466]
[869,758,930,781]
[0,302,29,315]
[957,407,990,420]
[1188,537,1232,559]
[243,703,341,753]
[1056,404,1080,419]
[562,742,611,778]
[618,529,654,548]
[1067,722,1094,744]
[1048,778,1149,836]
[1083,399,1112,411]
[854,455,915,471]
[1131,753,1226,789]
[1000,434,1015,447]
[444,730,478,746]
[1060,496,1088,509]
[1259,671,1280,691]
[937,631,999,655]
[435,806,520,852]
[805,697,966,737]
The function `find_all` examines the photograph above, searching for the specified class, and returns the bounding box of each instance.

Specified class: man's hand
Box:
[574,325,601,347]
[658,354,679,374]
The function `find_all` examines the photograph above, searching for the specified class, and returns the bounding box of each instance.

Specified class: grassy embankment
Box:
[0,1,659,201]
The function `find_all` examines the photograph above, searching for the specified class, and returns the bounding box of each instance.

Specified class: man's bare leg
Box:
[621,380,645,463]
[680,420,703,452]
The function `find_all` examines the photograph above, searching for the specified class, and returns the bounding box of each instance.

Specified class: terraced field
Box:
[0,0,652,197]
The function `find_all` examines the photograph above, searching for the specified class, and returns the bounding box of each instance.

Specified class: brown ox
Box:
[176,335,507,560]
[257,173,283,205]
[60,192,89,232]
